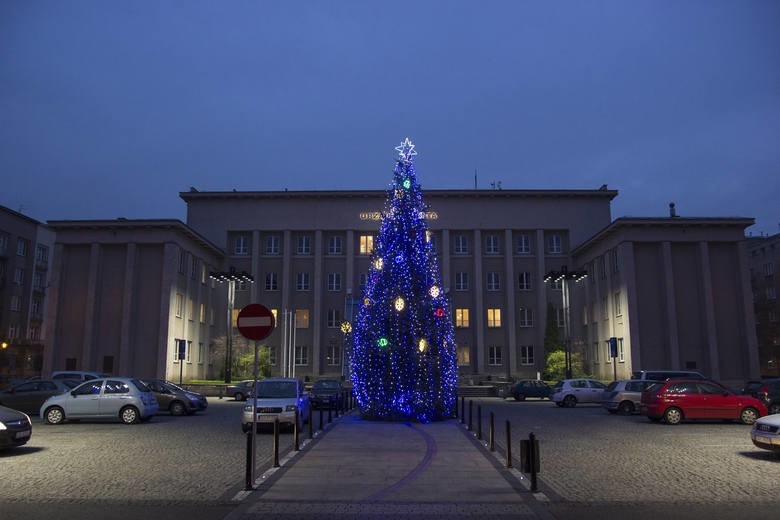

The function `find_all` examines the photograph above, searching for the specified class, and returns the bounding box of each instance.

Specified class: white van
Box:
[51,371,104,382]
[633,370,706,381]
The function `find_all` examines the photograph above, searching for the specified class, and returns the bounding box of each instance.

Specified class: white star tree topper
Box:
[395,137,417,163]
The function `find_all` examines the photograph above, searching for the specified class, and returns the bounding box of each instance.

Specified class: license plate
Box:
[15,430,31,439]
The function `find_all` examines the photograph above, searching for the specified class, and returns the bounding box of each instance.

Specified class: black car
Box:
[226,380,255,401]
[0,379,78,414]
[310,379,343,410]
[510,379,552,401]
[0,405,32,449]
[139,379,208,415]
[752,378,780,415]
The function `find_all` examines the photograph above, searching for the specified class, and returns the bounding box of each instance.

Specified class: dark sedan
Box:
[139,379,208,416]
[310,379,343,410]
[0,405,32,449]
[510,379,552,401]
[0,379,78,414]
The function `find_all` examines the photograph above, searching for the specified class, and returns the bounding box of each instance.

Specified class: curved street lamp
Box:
[544,266,587,379]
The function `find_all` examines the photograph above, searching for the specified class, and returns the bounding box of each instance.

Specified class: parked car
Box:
[551,378,608,407]
[601,379,656,415]
[750,413,780,453]
[741,380,764,395]
[242,377,310,432]
[51,371,104,382]
[40,378,159,425]
[640,379,767,425]
[751,378,780,415]
[510,379,552,401]
[633,370,706,381]
[139,379,208,415]
[310,379,343,410]
[0,405,32,449]
[0,379,79,414]
[226,380,255,401]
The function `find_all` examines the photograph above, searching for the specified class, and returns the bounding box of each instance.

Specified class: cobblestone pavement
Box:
[2,396,778,519]
[470,398,780,519]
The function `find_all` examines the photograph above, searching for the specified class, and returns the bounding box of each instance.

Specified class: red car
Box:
[640,379,767,425]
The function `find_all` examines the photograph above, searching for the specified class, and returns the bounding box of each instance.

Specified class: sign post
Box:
[236,304,276,491]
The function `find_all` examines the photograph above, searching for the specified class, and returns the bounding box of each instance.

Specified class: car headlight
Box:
[0,421,6,430]
[285,405,297,412]
[244,405,254,412]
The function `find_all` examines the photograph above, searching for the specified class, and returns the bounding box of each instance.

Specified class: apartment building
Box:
[0,205,55,381]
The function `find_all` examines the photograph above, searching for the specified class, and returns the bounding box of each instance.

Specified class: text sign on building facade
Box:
[237,304,275,341]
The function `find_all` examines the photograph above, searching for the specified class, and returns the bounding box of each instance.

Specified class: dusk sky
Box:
[2,1,778,236]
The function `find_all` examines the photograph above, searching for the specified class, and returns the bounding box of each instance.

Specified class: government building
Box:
[13,183,756,389]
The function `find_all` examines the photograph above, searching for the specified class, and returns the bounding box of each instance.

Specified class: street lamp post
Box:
[544,266,587,379]
[210,267,254,384]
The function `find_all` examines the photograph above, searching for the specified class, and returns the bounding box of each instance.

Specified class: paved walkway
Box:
[225,412,554,519]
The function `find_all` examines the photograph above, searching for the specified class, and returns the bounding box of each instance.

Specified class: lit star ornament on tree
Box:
[350,138,458,422]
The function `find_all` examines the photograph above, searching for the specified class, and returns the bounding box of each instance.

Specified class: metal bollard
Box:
[477,404,482,440]
[219,385,224,400]
[468,400,473,431]
[505,420,512,468]
[460,397,465,424]
[529,432,538,492]
[244,431,253,490]
[308,405,313,439]
[294,410,300,451]
[328,401,333,423]
[319,406,323,431]
[273,418,280,468]
[489,411,495,451]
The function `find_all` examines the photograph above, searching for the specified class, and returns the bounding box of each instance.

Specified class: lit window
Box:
[455,308,470,327]
[487,308,502,327]
[457,344,470,366]
[199,303,205,323]
[295,309,310,328]
[359,235,374,255]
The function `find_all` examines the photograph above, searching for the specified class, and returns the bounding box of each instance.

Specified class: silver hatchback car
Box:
[40,378,159,425]
[602,379,657,415]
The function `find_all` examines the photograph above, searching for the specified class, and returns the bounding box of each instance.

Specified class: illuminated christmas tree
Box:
[350,138,458,422]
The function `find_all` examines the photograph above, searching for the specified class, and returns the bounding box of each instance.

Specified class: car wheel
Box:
[663,407,682,425]
[513,393,526,402]
[768,402,780,415]
[170,401,187,416]
[120,406,140,424]
[235,392,245,402]
[618,401,634,415]
[555,401,565,407]
[44,406,65,425]
[739,407,760,425]
[563,395,577,408]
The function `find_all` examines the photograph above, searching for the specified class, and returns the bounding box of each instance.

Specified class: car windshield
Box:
[256,381,298,398]
[314,381,340,390]
[605,381,619,391]
[131,379,151,392]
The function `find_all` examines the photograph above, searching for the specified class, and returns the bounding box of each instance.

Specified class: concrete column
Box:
[118,243,136,375]
[346,230,355,296]
[41,243,65,376]
[158,243,178,379]
[312,230,323,377]
[661,242,680,368]
[473,229,484,375]
[82,243,101,370]
[504,229,516,377]
[440,229,450,292]
[699,241,720,379]
[736,240,761,377]
[620,242,640,376]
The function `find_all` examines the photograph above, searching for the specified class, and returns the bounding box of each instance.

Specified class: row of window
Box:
[0,234,49,262]
[5,323,43,340]
[232,233,568,257]
[485,345,535,366]
[590,337,626,363]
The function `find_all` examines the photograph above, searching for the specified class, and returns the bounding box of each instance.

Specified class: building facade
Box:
[747,233,780,377]
[0,205,55,382]
[41,219,224,381]
[571,217,760,385]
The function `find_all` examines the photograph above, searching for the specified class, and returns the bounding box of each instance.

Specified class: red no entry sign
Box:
[236,304,275,341]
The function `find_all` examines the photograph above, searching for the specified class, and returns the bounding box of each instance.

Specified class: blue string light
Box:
[350,138,458,422]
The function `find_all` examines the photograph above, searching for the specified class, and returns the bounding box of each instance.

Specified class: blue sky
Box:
[2,1,778,236]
